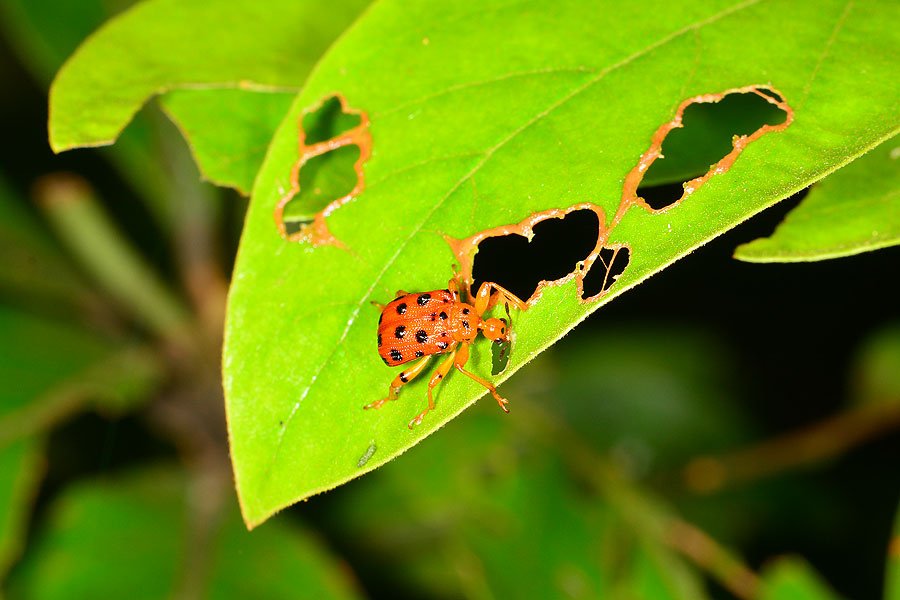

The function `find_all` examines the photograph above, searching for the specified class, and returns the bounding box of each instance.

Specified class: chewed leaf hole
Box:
[639,90,789,209]
[472,208,600,302]
[273,94,371,247]
[623,85,793,213]
[301,96,362,145]
[282,145,361,228]
[580,246,630,299]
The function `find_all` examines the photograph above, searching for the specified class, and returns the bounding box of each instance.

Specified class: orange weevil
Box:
[367,277,526,428]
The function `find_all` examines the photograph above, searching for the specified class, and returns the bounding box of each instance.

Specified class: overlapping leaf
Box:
[736,136,900,261]
[48,0,369,192]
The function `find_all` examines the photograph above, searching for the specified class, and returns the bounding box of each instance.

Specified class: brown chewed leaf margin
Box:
[445,203,629,305]
[624,85,793,209]
[273,94,372,248]
[448,85,793,305]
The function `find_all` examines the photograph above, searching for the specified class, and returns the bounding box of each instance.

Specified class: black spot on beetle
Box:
[390,349,402,362]
[430,313,437,321]
[462,307,470,315]
[394,325,406,339]
[462,320,470,330]
[415,350,424,358]
[399,372,409,383]
[417,293,431,306]
[439,311,448,320]
[437,374,443,379]
[377,333,382,347]
[396,302,407,315]
[437,341,449,350]
[415,330,428,343]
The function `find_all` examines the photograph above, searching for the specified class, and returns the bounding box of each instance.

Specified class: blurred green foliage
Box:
[1,1,898,599]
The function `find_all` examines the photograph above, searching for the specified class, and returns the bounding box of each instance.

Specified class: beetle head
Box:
[481,317,509,343]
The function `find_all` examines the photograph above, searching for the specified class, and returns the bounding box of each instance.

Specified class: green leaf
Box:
[48,0,369,191]
[8,467,362,599]
[226,0,900,526]
[0,438,43,583]
[8,468,186,599]
[759,557,839,600]
[206,506,363,599]
[159,89,296,195]
[735,136,900,262]
[0,306,162,445]
[887,501,900,600]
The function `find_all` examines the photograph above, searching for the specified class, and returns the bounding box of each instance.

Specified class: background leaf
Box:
[326,412,707,599]
[0,437,43,583]
[7,467,362,599]
[735,136,900,262]
[532,326,751,470]
[759,557,840,600]
[225,0,900,526]
[48,0,369,193]
[851,323,900,409]
[0,306,162,445]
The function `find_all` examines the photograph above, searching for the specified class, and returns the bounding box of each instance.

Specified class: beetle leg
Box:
[394,289,409,298]
[370,300,385,310]
[473,281,527,316]
[453,343,510,413]
[365,356,431,411]
[409,348,457,428]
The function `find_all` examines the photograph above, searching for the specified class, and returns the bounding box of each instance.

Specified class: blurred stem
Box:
[683,402,900,494]
[36,173,192,343]
[516,400,760,599]
[153,107,228,342]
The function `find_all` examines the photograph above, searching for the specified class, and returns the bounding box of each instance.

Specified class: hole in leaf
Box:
[273,94,371,247]
[301,96,362,145]
[638,91,789,209]
[282,145,361,233]
[580,246,630,299]
[472,209,600,302]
